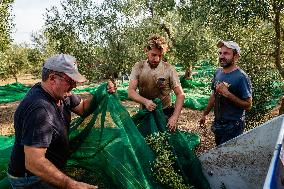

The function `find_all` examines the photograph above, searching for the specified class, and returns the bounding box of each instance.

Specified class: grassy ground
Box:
[0,74,281,188]
[0,74,216,153]
[0,74,281,153]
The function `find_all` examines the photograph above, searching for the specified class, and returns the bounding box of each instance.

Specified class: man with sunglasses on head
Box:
[7,54,116,189]
[199,41,252,145]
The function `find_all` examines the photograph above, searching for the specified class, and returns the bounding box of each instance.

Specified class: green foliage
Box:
[26,0,283,127]
[184,0,284,78]
[233,22,282,128]
[0,0,14,52]
[145,132,193,189]
[26,48,45,77]
[180,0,284,128]
[0,45,29,82]
[41,0,147,81]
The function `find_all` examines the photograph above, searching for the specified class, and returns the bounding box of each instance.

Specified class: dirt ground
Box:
[0,74,281,155]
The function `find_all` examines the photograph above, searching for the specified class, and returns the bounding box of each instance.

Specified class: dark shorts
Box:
[163,105,175,120]
[211,120,245,146]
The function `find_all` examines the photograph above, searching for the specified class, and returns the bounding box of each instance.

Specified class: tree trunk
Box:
[184,65,192,80]
[272,2,284,79]
[14,74,18,83]
[279,96,284,115]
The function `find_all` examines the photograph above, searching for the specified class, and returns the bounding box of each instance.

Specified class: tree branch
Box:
[160,23,176,45]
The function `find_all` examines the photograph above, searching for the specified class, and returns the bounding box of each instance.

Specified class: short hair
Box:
[41,68,63,81]
[232,49,238,56]
[42,68,53,81]
[145,34,168,54]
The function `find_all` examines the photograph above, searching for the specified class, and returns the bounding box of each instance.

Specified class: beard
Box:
[219,58,234,68]
[148,60,159,69]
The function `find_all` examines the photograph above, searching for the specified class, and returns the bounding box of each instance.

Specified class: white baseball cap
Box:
[217,41,241,55]
[43,54,86,82]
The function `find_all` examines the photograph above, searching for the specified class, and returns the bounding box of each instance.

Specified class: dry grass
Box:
[0,74,281,189]
[0,74,41,87]
[0,102,19,135]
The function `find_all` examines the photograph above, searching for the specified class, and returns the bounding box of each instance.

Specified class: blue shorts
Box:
[211,120,245,145]
[7,173,57,189]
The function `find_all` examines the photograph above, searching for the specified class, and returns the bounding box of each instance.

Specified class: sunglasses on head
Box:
[54,73,76,87]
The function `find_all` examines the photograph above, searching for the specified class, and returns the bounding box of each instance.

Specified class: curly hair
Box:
[145,34,168,54]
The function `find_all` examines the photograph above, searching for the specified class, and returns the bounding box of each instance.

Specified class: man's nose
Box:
[219,53,224,58]
[154,56,160,62]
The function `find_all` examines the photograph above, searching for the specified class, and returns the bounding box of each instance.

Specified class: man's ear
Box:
[234,54,240,62]
[49,73,57,82]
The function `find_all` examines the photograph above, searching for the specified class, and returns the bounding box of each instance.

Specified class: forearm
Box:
[203,93,215,116]
[25,156,74,188]
[128,89,148,106]
[81,96,92,116]
[172,93,184,118]
[224,92,252,110]
[73,97,90,117]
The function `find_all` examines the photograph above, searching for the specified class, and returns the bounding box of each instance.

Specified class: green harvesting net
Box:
[0,83,30,103]
[1,61,283,112]
[0,83,210,189]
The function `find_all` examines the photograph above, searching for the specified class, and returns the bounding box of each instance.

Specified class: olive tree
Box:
[0,0,14,52]
[180,0,283,127]
[0,45,29,82]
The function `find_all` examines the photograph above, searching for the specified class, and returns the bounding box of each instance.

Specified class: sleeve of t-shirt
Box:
[66,94,81,109]
[169,66,181,89]
[211,69,221,91]
[239,75,252,99]
[211,76,216,91]
[21,106,53,148]
[129,62,142,81]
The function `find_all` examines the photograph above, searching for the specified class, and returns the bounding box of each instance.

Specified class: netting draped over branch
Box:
[0,83,210,189]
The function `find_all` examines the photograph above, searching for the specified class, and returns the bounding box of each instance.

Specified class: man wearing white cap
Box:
[200,41,252,145]
[7,54,116,189]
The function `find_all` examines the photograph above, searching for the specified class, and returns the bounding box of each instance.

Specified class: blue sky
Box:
[12,0,103,44]
[12,0,61,44]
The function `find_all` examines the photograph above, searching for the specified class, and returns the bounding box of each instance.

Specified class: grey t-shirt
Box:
[212,68,252,122]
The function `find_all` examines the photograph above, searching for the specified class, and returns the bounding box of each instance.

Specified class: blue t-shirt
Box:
[212,68,252,122]
[8,83,81,177]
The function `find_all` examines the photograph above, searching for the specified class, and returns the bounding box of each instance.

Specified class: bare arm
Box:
[203,93,215,116]
[167,86,185,131]
[225,93,252,110]
[24,146,97,189]
[216,82,252,111]
[73,80,116,116]
[199,92,215,127]
[128,79,156,111]
[72,97,92,116]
